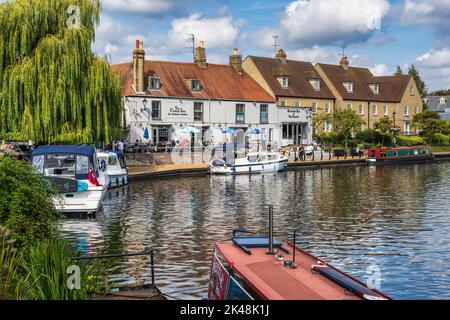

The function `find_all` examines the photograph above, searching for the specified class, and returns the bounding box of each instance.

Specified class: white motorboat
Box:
[31,145,109,215]
[210,152,288,175]
[96,151,129,189]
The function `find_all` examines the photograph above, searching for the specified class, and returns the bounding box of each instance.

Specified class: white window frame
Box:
[282,77,289,89]
[415,106,420,114]
[373,105,378,116]
[371,84,379,95]
[149,77,161,90]
[404,106,409,116]
[295,101,301,107]
[191,79,201,92]
[325,102,331,113]
[347,103,353,110]
[312,102,318,113]
[344,82,353,93]
[359,104,364,115]
[325,121,333,133]
[383,105,388,116]
[410,86,415,96]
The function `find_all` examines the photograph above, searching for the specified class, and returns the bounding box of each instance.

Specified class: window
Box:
[415,106,420,114]
[404,106,409,116]
[260,104,268,124]
[309,79,320,91]
[370,84,379,95]
[312,102,318,113]
[149,77,160,90]
[194,102,203,122]
[347,103,352,110]
[325,102,331,113]
[191,80,201,92]
[295,101,301,107]
[384,105,388,116]
[32,155,44,174]
[343,82,353,93]
[359,104,364,115]
[410,86,414,96]
[404,121,411,134]
[151,100,161,120]
[325,121,333,133]
[279,100,286,107]
[373,105,378,116]
[236,104,245,123]
[282,77,289,88]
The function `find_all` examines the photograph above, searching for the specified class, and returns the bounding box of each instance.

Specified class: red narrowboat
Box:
[366,146,434,164]
[208,208,392,301]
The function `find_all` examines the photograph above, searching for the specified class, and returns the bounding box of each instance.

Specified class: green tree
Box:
[374,117,393,147]
[316,109,365,148]
[408,64,428,99]
[0,156,59,247]
[0,0,123,144]
[413,110,450,137]
[395,65,403,75]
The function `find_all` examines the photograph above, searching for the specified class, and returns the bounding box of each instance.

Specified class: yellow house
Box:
[315,56,423,135]
[243,49,337,137]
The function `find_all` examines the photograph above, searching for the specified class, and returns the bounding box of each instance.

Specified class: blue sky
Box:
[5,0,449,91]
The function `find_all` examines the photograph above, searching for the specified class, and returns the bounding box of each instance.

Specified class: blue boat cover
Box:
[32,145,96,159]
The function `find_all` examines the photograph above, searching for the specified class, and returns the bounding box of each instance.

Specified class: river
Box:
[61,162,450,300]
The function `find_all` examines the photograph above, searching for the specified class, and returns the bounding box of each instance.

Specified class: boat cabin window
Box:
[226,271,261,300]
[258,155,267,163]
[107,155,120,167]
[118,156,126,169]
[40,154,91,179]
[248,155,258,163]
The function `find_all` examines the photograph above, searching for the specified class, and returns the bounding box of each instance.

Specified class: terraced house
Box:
[243,49,335,144]
[315,56,423,135]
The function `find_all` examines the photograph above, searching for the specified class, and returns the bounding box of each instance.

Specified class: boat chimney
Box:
[267,206,274,254]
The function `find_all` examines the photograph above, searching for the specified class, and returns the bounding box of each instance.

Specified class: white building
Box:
[112,40,312,149]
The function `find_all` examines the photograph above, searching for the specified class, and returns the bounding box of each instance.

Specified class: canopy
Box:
[31,145,96,159]
[143,127,149,139]
[223,128,238,134]
[247,128,264,134]
[182,126,200,134]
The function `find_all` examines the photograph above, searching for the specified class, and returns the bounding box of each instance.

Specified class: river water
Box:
[61,162,450,300]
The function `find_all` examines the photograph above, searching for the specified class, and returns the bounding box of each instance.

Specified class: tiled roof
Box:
[317,63,412,103]
[111,61,275,102]
[426,96,450,112]
[247,56,335,100]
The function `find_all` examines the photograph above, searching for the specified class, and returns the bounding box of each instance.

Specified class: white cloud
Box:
[101,0,177,14]
[370,63,391,76]
[168,13,241,50]
[414,47,450,90]
[280,0,391,46]
[289,46,338,64]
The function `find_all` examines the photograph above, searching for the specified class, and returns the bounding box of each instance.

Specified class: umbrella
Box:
[223,128,237,134]
[182,126,200,134]
[143,127,149,140]
[247,128,264,134]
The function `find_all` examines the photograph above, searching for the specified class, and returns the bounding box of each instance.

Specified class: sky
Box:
[2,0,450,91]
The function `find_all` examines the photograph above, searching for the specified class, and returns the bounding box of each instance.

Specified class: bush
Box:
[397,135,427,146]
[0,156,60,247]
[316,132,337,144]
[430,133,450,145]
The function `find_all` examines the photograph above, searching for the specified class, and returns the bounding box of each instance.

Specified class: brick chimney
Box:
[339,54,349,71]
[229,48,243,74]
[276,49,287,64]
[194,41,207,68]
[133,40,145,93]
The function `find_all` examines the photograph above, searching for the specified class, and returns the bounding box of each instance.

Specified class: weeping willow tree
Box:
[0,0,123,144]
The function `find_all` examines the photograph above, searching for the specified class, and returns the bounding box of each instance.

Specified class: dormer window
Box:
[149,77,160,90]
[370,84,379,95]
[282,77,289,89]
[440,97,448,105]
[191,79,201,92]
[309,79,321,91]
[343,82,354,93]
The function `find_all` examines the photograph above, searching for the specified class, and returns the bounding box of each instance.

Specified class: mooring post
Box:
[267,206,274,254]
[150,251,155,286]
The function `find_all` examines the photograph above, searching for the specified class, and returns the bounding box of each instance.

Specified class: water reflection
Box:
[61,162,450,299]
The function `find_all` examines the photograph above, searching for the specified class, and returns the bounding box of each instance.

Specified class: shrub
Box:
[316,132,337,144]
[0,156,60,247]
[430,133,450,145]
[397,135,427,146]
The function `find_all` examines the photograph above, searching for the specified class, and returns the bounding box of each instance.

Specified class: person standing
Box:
[118,140,124,153]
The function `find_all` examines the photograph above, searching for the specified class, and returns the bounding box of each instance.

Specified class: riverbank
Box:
[128,152,450,179]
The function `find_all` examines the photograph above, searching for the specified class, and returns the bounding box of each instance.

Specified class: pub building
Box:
[112,40,314,149]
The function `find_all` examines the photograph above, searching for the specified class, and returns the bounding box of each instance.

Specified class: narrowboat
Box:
[208,207,392,300]
[209,152,288,175]
[31,145,109,215]
[366,146,434,164]
[97,151,129,189]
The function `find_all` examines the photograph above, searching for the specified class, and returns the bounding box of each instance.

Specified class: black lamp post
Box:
[392,111,397,147]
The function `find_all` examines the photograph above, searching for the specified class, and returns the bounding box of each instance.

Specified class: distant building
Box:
[425,96,450,121]
[243,49,333,143]
[113,41,288,148]
[315,56,424,135]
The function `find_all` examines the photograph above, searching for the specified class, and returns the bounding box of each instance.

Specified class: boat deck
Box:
[216,242,385,300]
[92,284,166,300]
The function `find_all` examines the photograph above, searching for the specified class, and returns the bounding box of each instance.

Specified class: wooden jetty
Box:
[93,284,166,300]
